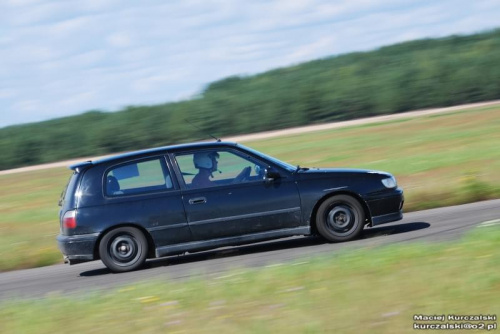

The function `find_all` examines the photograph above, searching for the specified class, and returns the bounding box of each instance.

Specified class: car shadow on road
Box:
[79,221,430,277]
[79,237,324,277]
[362,221,430,239]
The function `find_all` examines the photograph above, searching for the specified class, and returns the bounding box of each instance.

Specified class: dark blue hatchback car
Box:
[57,142,404,272]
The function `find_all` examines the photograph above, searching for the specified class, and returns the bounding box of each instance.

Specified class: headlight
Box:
[381,176,397,188]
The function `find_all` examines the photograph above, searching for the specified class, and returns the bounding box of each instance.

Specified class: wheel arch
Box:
[93,223,157,260]
[309,190,372,235]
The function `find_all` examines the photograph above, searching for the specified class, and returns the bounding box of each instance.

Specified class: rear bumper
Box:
[57,233,98,265]
[366,188,404,226]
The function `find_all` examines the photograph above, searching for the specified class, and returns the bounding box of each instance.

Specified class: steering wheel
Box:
[233,166,251,183]
[254,164,264,177]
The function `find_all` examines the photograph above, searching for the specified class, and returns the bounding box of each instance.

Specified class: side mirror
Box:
[264,168,280,183]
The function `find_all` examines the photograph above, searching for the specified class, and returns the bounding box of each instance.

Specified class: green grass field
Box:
[1,226,499,334]
[0,105,499,271]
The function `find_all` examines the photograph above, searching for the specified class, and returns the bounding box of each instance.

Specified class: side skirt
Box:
[155,226,311,258]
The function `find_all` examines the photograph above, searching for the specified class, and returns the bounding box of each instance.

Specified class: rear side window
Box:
[105,158,172,196]
[59,172,79,206]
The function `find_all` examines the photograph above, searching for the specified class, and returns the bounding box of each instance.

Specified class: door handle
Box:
[189,197,207,205]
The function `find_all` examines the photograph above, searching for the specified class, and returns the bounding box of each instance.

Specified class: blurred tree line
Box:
[1,29,500,170]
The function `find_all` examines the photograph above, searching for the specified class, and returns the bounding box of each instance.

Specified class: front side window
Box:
[105,158,172,196]
[175,150,266,189]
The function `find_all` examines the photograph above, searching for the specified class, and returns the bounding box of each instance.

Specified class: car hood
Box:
[297,168,392,178]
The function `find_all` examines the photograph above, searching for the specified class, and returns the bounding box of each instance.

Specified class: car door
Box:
[97,156,192,248]
[172,148,302,240]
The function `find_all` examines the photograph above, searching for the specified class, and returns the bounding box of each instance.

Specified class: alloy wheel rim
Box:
[109,234,141,266]
[326,205,357,236]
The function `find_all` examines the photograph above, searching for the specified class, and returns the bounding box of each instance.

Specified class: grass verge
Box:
[0,105,499,271]
[1,226,499,334]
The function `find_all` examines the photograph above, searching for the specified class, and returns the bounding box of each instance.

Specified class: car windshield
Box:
[238,144,296,172]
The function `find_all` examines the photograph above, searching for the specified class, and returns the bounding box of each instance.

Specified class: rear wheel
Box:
[316,195,365,242]
[99,227,148,273]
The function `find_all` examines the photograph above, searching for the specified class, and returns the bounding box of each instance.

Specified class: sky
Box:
[1,0,499,128]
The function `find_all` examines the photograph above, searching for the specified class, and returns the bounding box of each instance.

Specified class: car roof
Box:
[69,141,239,171]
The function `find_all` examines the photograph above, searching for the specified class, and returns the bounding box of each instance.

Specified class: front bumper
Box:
[366,188,404,226]
[371,210,403,226]
[57,233,99,265]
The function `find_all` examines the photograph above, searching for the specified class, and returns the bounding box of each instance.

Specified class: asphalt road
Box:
[1,199,499,300]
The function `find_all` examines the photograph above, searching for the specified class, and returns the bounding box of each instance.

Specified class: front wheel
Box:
[99,227,148,273]
[316,195,365,242]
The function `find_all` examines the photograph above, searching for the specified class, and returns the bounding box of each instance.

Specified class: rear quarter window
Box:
[105,158,172,196]
[59,172,79,207]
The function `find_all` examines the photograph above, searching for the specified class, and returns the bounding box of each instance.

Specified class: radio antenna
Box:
[184,118,221,142]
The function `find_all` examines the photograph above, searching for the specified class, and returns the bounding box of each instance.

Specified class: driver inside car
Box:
[191,151,252,188]
[192,151,220,188]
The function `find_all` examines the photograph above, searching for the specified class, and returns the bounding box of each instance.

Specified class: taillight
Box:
[63,210,77,229]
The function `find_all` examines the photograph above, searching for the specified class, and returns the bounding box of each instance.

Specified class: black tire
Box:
[99,227,148,273]
[316,195,365,242]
